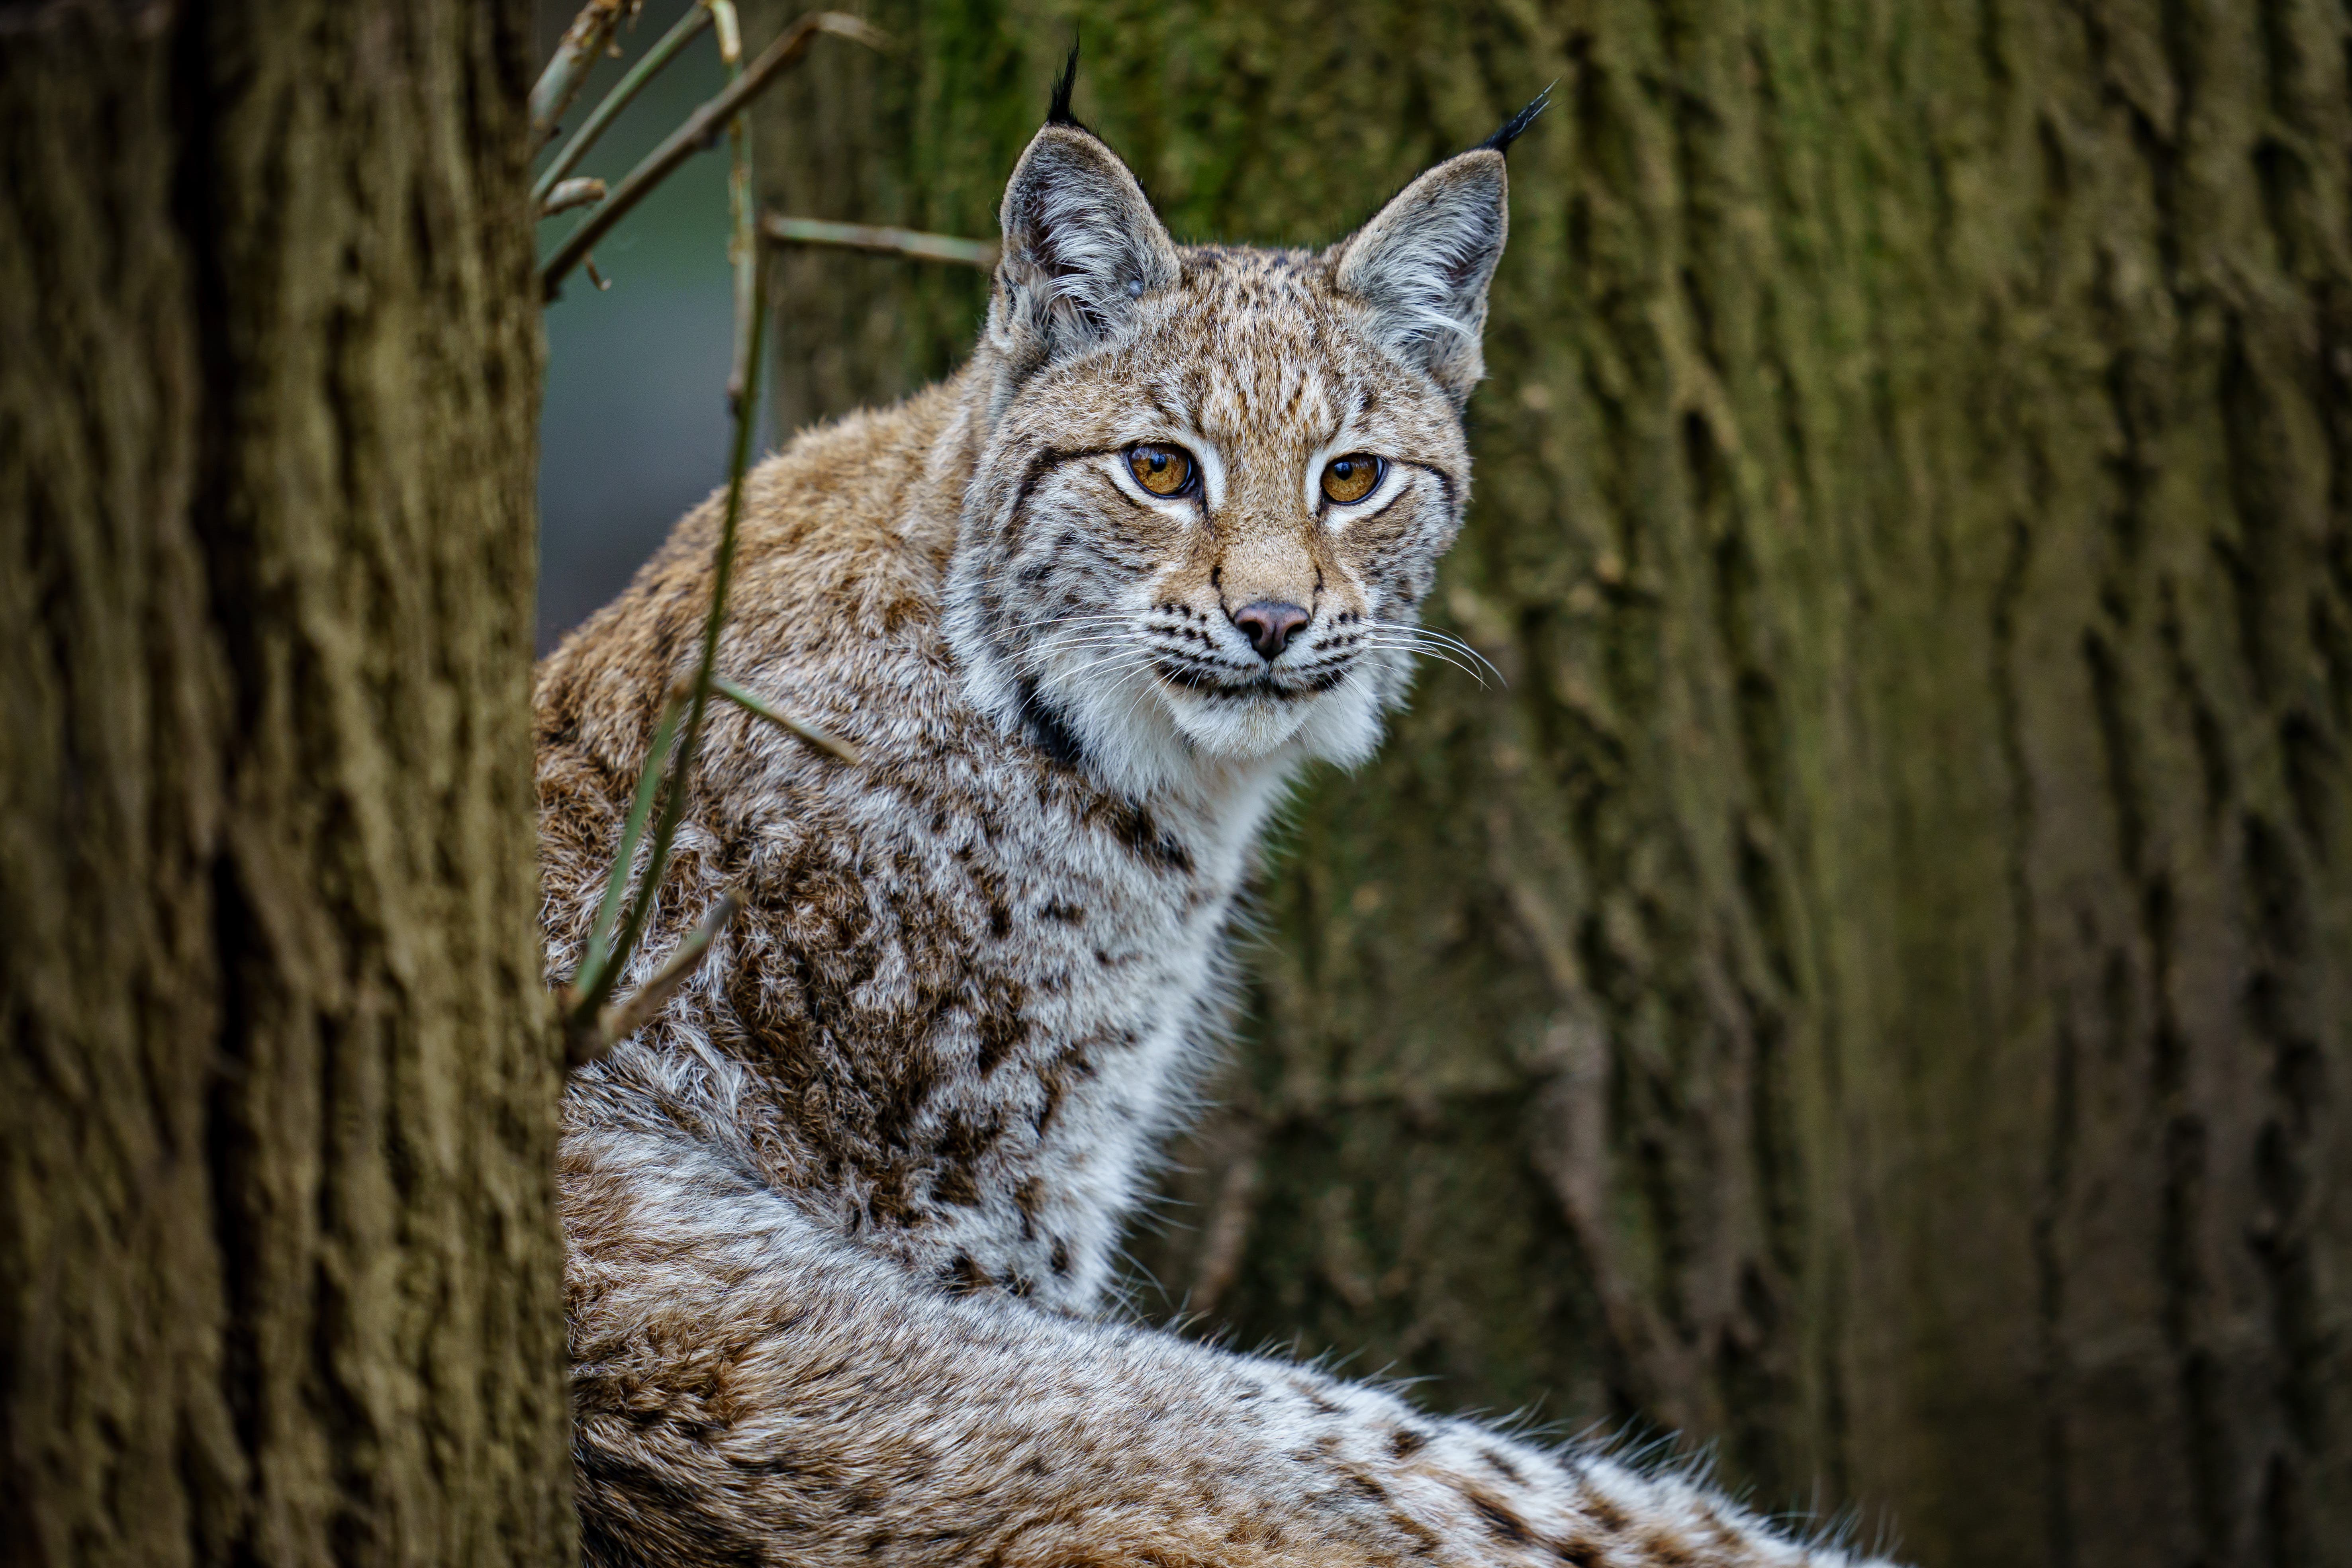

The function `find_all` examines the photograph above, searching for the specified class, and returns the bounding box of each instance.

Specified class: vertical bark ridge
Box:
[1,3,570,1563]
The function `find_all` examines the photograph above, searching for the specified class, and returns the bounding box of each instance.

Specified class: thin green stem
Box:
[567,891,742,1070]
[576,691,687,993]
[565,218,771,1037]
[533,2,714,208]
[714,677,860,764]
[760,213,999,270]
[713,0,758,412]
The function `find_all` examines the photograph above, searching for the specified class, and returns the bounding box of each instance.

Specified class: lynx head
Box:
[944,76,1542,799]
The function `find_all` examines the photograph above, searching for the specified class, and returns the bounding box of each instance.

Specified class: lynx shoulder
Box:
[537,79,1894,1568]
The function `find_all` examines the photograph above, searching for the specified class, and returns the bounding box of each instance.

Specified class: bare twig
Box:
[539,11,890,300]
[584,256,613,290]
[541,176,607,216]
[712,0,758,413]
[533,0,714,206]
[529,0,638,148]
[566,891,742,1069]
[760,213,999,270]
[562,208,772,1039]
[578,691,688,991]
[708,0,742,61]
[715,676,861,764]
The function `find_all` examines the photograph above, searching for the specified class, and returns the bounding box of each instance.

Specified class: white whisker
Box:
[1005,612,1142,634]
[1354,637,1492,687]
[1362,618,1504,684]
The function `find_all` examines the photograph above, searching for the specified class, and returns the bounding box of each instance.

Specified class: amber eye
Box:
[1127,444,1196,497]
[1321,454,1383,505]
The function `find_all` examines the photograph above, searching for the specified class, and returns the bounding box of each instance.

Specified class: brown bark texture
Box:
[0,2,572,1563]
[752,2,2352,1565]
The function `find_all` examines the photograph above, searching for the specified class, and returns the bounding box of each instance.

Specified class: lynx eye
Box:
[1126,444,1196,498]
[1321,454,1383,505]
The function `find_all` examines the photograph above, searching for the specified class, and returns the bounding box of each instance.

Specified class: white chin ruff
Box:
[1162,677,1385,770]
[1015,650,1391,802]
[1167,691,1317,759]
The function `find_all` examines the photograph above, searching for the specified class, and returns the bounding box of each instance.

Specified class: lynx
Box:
[535,69,1890,1568]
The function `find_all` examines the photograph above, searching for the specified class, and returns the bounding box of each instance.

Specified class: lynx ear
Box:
[1331,136,1522,404]
[991,123,1181,373]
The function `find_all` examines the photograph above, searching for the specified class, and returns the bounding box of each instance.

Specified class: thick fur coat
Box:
[535,96,1895,1568]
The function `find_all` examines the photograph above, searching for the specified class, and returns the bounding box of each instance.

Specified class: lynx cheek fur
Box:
[536,79,1894,1568]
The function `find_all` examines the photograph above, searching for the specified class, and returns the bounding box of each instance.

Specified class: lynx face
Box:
[945,118,1511,798]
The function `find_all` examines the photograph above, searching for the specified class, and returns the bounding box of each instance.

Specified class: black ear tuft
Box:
[1046,38,1083,128]
[1331,143,1512,403]
[991,105,1181,370]
[1479,83,1554,154]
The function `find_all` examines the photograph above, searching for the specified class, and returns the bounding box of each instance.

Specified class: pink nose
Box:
[1229,600,1310,661]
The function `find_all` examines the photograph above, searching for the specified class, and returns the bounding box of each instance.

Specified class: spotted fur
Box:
[538,108,1896,1568]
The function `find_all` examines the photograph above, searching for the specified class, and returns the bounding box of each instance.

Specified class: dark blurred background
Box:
[535,4,2352,1565]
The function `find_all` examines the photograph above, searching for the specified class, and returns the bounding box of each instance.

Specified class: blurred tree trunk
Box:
[752,2,2352,1564]
[0,3,571,1564]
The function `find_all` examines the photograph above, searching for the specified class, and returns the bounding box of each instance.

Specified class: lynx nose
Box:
[1230,600,1310,662]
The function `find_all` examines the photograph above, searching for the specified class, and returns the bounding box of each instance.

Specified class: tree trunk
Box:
[0,3,571,1563]
[753,3,2352,1565]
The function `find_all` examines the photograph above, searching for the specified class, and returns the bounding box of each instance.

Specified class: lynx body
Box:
[537,87,1889,1568]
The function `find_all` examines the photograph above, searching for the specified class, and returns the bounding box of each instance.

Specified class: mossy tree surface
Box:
[752,2,2352,1563]
[0,3,570,1563]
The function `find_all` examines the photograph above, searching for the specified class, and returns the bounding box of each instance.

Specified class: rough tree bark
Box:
[753,3,2352,1565]
[0,3,571,1563]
